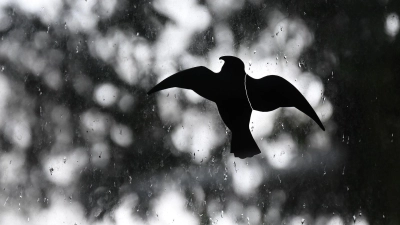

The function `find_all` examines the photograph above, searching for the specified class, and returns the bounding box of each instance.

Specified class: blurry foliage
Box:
[0,0,399,224]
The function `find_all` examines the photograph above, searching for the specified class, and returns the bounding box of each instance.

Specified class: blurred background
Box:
[0,0,399,224]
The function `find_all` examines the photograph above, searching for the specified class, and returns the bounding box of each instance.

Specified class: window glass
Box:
[0,1,398,224]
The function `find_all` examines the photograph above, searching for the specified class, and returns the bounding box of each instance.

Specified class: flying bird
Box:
[148,56,325,158]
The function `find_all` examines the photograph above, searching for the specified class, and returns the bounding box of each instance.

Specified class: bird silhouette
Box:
[148,56,325,158]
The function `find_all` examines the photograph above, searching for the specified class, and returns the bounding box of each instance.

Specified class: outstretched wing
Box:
[147,66,219,102]
[247,75,325,131]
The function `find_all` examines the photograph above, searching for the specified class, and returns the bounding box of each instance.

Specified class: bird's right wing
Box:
[147,66,219,102]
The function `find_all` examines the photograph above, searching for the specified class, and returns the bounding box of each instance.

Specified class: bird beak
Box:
[219,56,227,61]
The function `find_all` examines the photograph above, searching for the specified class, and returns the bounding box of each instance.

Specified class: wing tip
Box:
[317,120,325,131]
[147,86,158,95]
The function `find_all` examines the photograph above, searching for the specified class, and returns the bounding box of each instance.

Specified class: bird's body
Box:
[148,56,325,158]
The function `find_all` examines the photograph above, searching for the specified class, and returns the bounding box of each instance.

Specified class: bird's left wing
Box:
[248,75,325,131]
[147,66,219,102]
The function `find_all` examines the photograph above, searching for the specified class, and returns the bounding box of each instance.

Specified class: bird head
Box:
[219,56,245,76]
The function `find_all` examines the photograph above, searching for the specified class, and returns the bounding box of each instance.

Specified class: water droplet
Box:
[253,50,256,54]
[353,215,356,223]
[64,22,67,29]
[49,168,54,175]
[63,157,66,163]
[136,32,139,36]
[298,62,302,68]
[3,197,8,206]
[1,66,4,72]
[301,218,305,224]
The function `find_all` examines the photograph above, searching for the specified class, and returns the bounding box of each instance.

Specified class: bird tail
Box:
[230,129,261,159]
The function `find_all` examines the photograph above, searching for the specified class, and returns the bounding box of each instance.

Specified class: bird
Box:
[148,56,325,158]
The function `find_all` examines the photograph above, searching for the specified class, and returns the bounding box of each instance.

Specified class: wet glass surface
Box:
[0,0,399,224]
